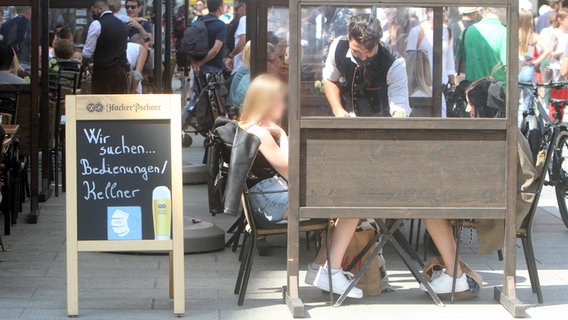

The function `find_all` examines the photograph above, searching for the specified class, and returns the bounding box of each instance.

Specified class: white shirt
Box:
[115,13,129,24]
[126,42,143,94]
[323,36,411,117]
[232,16,247,74]
[82,11,113,59]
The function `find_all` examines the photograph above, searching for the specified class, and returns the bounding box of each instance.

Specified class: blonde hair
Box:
[242,41,251,68]
[406,51,432,97]
[239,74,285,125]
[519,9,534,55]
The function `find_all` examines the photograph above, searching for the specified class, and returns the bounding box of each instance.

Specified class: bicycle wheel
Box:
[554,131,568,228]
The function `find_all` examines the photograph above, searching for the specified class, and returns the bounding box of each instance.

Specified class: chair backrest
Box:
[206,117,260,216]
[0,94,20,125]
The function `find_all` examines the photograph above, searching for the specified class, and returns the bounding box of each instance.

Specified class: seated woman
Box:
[239,74,363,299]
[422,77,539,294]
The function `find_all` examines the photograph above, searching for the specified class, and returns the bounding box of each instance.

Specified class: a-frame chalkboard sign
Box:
[65,95,185,317]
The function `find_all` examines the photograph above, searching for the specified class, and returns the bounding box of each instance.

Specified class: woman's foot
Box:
[315,268,363,299]
[420,270,468,294]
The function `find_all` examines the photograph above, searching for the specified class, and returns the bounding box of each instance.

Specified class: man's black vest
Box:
[334,40,395,117]
[93,12,128,71]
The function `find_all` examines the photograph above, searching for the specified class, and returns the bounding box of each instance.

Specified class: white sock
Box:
[322,267,341,275]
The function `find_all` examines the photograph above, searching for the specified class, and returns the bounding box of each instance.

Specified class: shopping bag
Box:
[341,229,382,296]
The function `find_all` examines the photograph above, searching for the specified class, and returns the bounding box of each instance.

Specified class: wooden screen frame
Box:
[286,0,523,317]
[65,95,185,317]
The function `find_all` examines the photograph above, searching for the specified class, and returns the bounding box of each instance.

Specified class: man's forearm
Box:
[229,37,245,58]
[323,80,348,117]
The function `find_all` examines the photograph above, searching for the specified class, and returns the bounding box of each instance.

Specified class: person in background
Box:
[49,27,73,58]
[230,40,251,108]
[195,0,206,18]
[276,40,289,83]
[266,42,280,76]
[536,0,561,34]
[220,3,232,24]
[406,49,432,98]
[518,8,550,127]
[83,0,129,94]
[72,50,83,63]
[173,5,190,72]
[449,7,480,65]
[323,14,411,117]
[124,0,153,38]
[53,39,74,61]
[189,0,226,89]
[108,0,129,23]
[239,74,363,299]
[130,33,154,75]
[0,7,31,64]
[406,8,456,116]
[126,37,148,94]
[0,41,27,85]
[225,0,247,74]
[455,7,507,84]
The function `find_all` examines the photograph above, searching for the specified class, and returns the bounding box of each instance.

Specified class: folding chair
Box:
[235,189,330,305]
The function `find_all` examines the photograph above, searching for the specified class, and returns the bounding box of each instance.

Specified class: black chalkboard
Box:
[76,120,172,241]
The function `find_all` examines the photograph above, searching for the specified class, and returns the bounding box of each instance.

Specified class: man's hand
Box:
[224,57,234,71]
[128,18,146,33]
[192,61,201,73]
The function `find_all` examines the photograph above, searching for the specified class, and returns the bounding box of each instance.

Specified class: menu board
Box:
[76,120,172,241]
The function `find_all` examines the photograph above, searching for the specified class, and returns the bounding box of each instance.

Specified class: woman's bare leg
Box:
[423,218,463,277]
[313,218,359,269]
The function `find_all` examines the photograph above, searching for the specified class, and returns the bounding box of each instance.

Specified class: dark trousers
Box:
[91,65,129,94]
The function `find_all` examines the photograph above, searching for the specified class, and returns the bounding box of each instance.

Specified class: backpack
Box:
[182,16,212,60]
[194,73,228,135]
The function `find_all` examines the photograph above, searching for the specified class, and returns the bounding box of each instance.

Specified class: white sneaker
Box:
[305,263,321,285]
[315,269,364,299]
[420,270,468,294]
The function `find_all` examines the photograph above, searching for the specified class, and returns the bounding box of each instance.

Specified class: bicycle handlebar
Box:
[518,81,568,89]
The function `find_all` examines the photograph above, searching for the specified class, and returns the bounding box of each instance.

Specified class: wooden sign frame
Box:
[286,0,523,318]
[65,95,185,317]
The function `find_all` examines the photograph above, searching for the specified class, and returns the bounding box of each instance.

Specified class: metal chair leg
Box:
[234,231,250,295]
[451,223,462,302]
[409,219,415,244]
[523,234,543,303]
[325,222,333,306]
[237,231,256,306]
[416,219,422,252]
[238,232,249,262]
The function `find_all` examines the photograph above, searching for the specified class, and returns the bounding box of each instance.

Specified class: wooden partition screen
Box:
[286,0,524,318]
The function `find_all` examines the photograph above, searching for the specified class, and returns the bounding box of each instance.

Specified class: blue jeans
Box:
[248,176,288,223]
[518,65,535,128]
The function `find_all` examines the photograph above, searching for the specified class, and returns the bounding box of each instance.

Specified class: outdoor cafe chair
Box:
[235,189,330,306]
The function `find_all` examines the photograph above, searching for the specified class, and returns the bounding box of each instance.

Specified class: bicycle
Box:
[519,81,568,228]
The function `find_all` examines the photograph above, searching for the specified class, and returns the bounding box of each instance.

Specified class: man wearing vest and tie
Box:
[83,0,129,94]
[323,14,411,118]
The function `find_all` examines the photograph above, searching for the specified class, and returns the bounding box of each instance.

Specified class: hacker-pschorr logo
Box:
[86,103,104,112]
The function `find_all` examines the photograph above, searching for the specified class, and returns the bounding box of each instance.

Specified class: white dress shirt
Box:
[82,11,113,59]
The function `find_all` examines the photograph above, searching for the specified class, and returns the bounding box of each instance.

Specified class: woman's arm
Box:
[533,33,551,66]
[248,125,289,179]
[130,46,148,94]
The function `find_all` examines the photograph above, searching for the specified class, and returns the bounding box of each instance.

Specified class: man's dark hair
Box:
[124,0,142,6]
[208,0,224,13]
[92,1,109,9]
[0,41,15,70]
[348,14,383,50]
[57,27,72,41]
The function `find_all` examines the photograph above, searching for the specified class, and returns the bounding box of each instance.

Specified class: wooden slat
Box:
[301,207,506,219]
[77,240,173,252]
[300,118,508,130]
[301,129,507,208]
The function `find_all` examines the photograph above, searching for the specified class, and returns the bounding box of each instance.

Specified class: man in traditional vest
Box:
[323,14,411,118]
[82,0,129,94]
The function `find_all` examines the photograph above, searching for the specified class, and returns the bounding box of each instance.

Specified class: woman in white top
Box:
[406,9,456,117]
[125,41,148,94]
